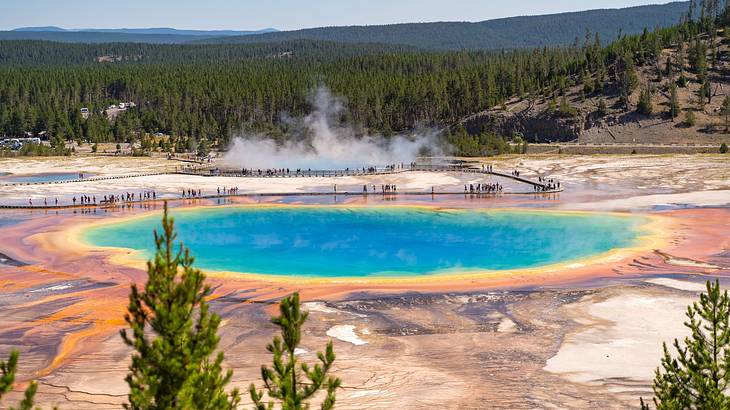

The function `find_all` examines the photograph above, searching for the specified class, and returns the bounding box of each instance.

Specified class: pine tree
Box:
[677,42,687,81]
[664,57,673,80]
[689,39,708,81]
[0,352,17,400]
[121,203,240,410]
[685,108,697,127]
[557,96,578,118]
[668,84,681,122]
[641,280,730,409]
[0,350,38,410]
[700,80,712,106]
[637,83,654,115]
[249,293,341,410]
[617,52,639,111]
[721,96,730,132]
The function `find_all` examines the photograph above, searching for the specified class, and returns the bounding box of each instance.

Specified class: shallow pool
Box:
[0,172,92,184]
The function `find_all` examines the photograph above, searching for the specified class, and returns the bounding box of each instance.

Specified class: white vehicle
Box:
[0,139,22,150]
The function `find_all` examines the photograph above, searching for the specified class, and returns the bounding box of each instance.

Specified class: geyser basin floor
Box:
[81,206,651,279]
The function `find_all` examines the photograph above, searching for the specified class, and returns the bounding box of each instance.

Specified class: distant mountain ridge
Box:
[12,26,67,32]
[11,26,277,36]
[0,26,277,44]
[200,1,690,50]
[0,31,215,44]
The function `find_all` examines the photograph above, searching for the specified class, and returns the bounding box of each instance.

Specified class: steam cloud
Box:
[223,88,446,170]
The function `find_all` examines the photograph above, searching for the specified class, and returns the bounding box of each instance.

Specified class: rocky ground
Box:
[2,270,727,409]
[0,154,729,409]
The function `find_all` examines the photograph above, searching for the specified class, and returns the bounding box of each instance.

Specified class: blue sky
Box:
[2,0,672,31]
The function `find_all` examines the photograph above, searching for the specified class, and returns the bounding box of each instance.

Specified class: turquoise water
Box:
[83,207,647,278]
[1,172,92,184]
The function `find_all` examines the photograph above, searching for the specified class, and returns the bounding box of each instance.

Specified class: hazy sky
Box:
[2,0,673,31]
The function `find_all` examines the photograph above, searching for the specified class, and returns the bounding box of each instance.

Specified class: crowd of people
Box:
[465,183,503,194]
[99,191,157,204]
[28,190,159,207]
[382,184,397,193]
[206,163,419,179]
[181,189,202,198]
[217,186,239,196]
[534,176,561,192]
[357,184,402,194]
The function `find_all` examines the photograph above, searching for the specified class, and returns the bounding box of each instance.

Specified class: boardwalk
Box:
[178,164,556,189]
[0,165,563,210]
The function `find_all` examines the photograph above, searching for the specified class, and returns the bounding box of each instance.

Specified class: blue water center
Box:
[83,207,647,278]
[1,172,92,184]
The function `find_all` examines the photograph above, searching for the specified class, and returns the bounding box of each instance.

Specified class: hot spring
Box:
[0,172,92,184]
[82,207,649,278]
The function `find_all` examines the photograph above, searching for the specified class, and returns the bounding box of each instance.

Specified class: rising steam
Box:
[223,88,446,169]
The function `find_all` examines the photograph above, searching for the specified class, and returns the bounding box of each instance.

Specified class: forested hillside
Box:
[0,1,727,157]
[201,2,689,50]
[455,0,730,151]
[0,45,577,145]
[1,3,688,49]
[0,40,417,66]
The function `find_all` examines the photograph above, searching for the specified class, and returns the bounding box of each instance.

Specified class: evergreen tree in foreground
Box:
[121,203,240,409]
[641,280,730,409]
[0,350,38,410]
[250,293,341,410]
